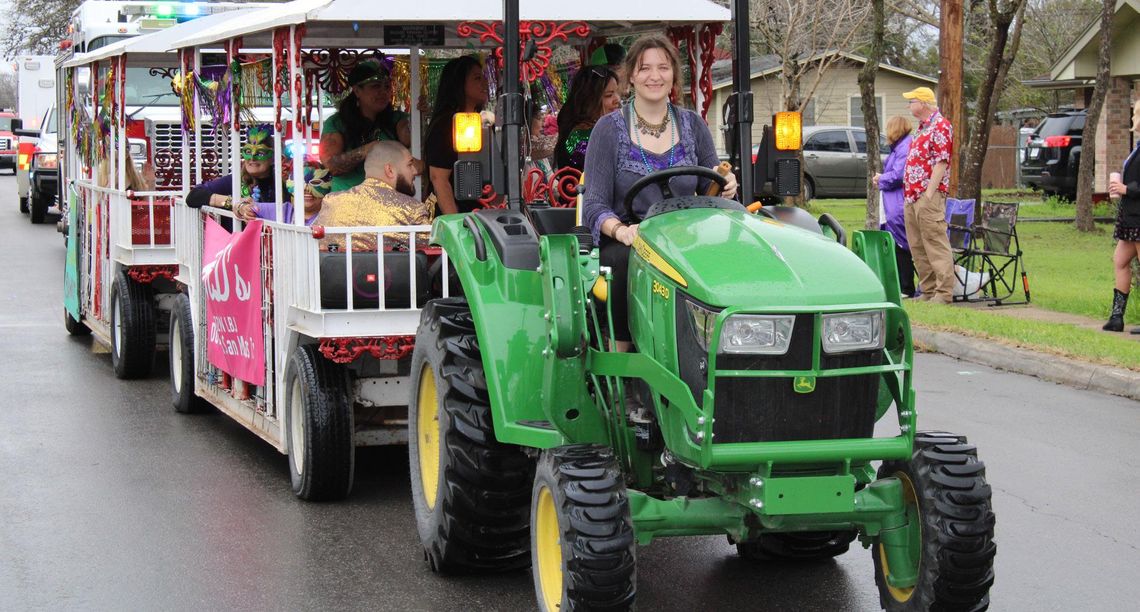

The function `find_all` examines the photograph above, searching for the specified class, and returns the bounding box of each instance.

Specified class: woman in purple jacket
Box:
[873,116,915,297]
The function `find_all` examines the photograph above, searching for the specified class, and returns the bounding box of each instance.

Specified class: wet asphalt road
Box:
[1,174,1139,611]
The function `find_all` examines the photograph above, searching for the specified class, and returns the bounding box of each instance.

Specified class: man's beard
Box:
[395,175,416,197]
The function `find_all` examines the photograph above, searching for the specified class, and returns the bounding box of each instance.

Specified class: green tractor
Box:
[408,2,995,610]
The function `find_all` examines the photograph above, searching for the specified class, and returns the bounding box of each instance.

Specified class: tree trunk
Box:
[1074,0,1114,233]
[859,0,886,229]
[958,0,1027,204]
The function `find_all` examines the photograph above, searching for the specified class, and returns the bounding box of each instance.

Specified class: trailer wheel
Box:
[64,308,90,337]
[531,444,636,612]
[285,344,354,501]
[169,293,207,414]
[110,271,156,379]
[872,431,996,611]
[29,189,48,224]
[409,297,534,574]
[737,530,856,562]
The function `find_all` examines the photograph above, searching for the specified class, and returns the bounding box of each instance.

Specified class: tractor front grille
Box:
[675,299,881,444]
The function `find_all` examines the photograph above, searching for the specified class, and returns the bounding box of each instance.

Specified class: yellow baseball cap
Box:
[903,87,937,105]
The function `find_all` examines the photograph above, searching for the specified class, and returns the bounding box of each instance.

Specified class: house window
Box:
[850,95,884,128]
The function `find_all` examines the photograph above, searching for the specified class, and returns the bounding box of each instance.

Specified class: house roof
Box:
[1047,0,1140,81]
[711,51,937,91]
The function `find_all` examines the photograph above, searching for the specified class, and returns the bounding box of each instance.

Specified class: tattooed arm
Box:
[320,130,377,176]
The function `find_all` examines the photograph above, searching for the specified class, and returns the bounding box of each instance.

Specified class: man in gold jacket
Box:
[313,140,431,251]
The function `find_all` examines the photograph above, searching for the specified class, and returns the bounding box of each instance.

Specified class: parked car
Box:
[800,126,888,200]
[15,106,60,224]
[1021,110,1085,199]
[0,111,18,174]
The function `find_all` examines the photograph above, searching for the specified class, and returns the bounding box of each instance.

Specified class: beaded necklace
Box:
[633,101,676,174]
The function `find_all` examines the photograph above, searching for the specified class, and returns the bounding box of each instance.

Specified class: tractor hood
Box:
[637,208,887,308]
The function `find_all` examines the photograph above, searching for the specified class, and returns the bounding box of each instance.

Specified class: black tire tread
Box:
[412,298,535,574]
[873,430,997,611]
[534,445,636,611]
[287,344,354,501]
[64,308,90,336]
[111,271,156,379]
[169,293,208,414]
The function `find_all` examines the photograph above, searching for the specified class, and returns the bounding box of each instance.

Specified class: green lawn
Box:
[806,193,1139,369]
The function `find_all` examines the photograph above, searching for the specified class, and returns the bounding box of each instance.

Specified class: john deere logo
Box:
[793,376,816,394]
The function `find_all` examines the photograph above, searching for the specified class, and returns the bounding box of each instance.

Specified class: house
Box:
[705,51,937,153]
[1024,0,1139,191]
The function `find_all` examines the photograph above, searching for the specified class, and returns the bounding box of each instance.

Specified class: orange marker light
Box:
[774,112,802,151]
[453,113,482,153]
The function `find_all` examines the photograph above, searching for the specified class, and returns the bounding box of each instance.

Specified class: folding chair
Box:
[948,200,1031,305]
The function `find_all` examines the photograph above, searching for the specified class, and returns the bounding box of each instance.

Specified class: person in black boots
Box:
[1104,99,1140,332]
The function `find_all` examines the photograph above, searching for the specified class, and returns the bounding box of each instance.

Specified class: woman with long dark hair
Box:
[320,57,411,193]
[555,65,620,171]
[423,55,488,215]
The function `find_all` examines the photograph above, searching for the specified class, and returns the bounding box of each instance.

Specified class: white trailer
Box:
[15,55,56,129]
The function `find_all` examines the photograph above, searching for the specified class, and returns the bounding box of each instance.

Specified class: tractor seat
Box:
[319,251,430,309]
[524,203,578,236]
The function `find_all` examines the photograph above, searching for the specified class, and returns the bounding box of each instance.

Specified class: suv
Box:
[0,112,17,173]
[16,107,60,224]
[800,126,887,200]
[1021,110,1085,199]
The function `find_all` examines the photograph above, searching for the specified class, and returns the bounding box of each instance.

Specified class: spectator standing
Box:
[1103,99,1140,332]
[320,57,412,194]
[902,87,955,304]
[873,115,916,297]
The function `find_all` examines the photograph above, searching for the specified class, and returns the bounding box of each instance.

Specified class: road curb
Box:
[912,328,1140,402]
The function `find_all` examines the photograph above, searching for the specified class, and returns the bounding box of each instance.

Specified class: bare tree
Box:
[1074,0,1114,232]
[957,0,1028,203]
[2,0,81,58]
[0,73,17,109]
[750,0,872,114]
[858,0,886,229]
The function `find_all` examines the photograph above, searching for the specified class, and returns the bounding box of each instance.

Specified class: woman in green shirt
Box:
[320,57,411,193]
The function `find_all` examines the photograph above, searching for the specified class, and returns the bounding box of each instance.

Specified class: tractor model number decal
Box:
[652,280,670,301]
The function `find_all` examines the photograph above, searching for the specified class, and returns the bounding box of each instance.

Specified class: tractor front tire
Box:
[169,293,208,414]
[409,297,535,574]
[530,444,636,612]
[285,344,355,501]
[110,271,156,379]
[738,530,856,562]
[873,431,996,611]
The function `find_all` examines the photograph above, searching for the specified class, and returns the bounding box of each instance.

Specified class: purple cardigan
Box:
[582,105,719,242]
[878,134,912,250]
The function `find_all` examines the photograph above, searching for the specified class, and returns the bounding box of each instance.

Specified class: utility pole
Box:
[939,0,964,195]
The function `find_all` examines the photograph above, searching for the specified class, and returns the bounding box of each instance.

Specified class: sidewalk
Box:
[912,302,1140,401]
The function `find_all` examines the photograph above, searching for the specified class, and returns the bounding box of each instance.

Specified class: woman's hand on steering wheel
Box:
[720,167,738,199]
[615,223,639,246]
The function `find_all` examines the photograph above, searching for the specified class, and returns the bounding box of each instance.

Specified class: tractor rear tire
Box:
[530,444,636,612]
[872,431,996,611]
[169,293,208,414]
[737,530,856,562]
[64,308,90,337]
[285,344,355,501]
[409,297,535,574]
[110,271,156,379]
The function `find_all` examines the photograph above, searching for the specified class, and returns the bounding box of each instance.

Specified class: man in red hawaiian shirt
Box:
[902,86,955,304]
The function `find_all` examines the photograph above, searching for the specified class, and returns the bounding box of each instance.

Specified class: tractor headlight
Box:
[719,314,795,355]
[821,310,885,354]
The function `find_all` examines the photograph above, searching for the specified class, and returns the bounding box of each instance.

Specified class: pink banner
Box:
[202,218,265,386]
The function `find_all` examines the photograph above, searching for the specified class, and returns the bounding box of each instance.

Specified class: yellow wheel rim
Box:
[417,366,441,510]
[879,471,919,603]
[535,486,563,611]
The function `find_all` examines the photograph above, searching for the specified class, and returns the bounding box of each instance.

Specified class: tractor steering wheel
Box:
[622,166,728,219]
